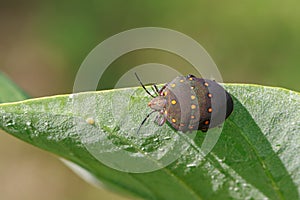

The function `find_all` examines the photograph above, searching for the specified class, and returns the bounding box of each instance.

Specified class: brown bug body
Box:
[148,75,233,132]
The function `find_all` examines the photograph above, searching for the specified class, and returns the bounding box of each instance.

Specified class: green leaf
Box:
[0,84,299,200]
[0,72,28,103]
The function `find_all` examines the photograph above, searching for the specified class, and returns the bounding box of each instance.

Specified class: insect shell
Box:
[148,74,233,132]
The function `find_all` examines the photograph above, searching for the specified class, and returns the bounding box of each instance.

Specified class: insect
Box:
[135,73,233,133]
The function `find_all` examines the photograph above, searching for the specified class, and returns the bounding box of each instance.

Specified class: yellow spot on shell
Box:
[163,91,168,96]
[171,83,176,88]
[208,93,212,98]
[191,115,195,119]
[189,77,193,81]
[180,79,184,83]
[191,105,196,109]
[191,95,196,100]
[204,82,209,87]
[172,118,177,123]
[208,108,213,113]
[171,100,177,105]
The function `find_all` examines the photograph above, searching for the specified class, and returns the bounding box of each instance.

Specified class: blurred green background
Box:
[0,1,299,200]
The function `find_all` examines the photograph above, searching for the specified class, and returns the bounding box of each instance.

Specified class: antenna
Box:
[136,110,156,134]
[134,72,156,98]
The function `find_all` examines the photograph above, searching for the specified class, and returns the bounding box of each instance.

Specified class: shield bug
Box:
[136,73,233,133]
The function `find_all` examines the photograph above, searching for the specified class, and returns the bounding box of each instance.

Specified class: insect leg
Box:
[158,84,167,94]
[151,84,160,96]
[154,112,166,126]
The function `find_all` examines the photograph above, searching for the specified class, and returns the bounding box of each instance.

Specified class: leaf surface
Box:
[0,82,299,200]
